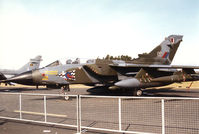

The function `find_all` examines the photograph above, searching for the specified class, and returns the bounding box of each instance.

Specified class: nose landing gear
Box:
[61,85,70,100]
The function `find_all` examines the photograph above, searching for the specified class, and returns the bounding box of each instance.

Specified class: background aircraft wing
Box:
[110,64,199,69]
[109,64,199,77]
[0,72,7,80]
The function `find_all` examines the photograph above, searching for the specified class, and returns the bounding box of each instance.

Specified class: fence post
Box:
[19,94,22,119]
[76,95,81,134]
[161,99,165,134]
[44,95,47,122]
[79,95,82,134]
[118,97,122,131]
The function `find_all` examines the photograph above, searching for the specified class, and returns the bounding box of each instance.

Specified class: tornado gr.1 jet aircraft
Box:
[0,55,42,83]
[1,35,185,96]
[1,58,90,89]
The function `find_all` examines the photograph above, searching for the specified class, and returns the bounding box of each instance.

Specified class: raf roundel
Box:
[170,37,175,44]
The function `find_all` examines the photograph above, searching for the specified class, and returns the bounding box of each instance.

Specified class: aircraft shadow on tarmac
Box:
[87,86,199,97]
[0,87,54,93]
[1,86,199,98]
[145,88,199,97]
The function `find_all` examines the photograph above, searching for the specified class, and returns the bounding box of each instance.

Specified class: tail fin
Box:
[17,55,42,73]
[132,35,183,65]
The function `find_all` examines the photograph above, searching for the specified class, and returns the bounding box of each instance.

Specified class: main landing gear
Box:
[61,85,70,100]
[133,89,143,96]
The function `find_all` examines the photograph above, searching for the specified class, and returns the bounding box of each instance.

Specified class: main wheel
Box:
[133,89,143,96]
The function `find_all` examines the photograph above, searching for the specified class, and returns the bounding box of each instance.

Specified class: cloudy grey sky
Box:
[0,0,199,69]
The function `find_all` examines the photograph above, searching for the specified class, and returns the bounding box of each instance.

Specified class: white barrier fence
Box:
[80,95,162,134]
[0,93,79,132]
[0,93,199,134]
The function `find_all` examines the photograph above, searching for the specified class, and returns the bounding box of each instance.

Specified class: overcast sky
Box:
[0,0,199,69]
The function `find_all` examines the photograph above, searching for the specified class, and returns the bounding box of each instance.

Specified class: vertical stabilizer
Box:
[132,35,183,65]
[17,55,42,73]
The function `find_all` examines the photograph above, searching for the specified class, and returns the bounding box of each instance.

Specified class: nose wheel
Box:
[61,85,70,100]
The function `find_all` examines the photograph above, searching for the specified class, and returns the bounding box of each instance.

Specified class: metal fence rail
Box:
[80,95,160,134]
[79,95,199,134]
[0,93,199,134]
[0,93,79,132]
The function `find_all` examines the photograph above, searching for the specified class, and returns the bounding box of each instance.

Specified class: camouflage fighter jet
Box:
[1,35,184,96]
[0,58,90,89]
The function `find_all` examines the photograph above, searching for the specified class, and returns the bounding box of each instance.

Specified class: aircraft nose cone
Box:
[5,71,34,84]
[115,78,140,88]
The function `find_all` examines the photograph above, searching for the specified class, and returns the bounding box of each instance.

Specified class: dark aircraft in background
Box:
[0,55,42,84]
[1,35,187,96]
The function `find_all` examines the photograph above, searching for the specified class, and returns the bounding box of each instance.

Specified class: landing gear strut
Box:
[61,85,70,100]
[133,89,143,96]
